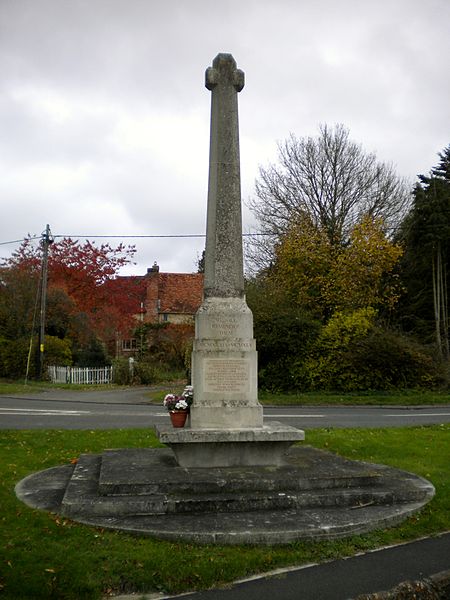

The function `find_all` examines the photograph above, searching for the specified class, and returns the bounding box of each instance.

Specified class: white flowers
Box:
[163,387,194,412]
[174,398,188,411]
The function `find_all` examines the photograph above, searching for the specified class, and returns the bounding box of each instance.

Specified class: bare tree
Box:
[246,124,410,272]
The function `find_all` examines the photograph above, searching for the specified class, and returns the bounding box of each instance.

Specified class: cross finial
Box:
[205,53,245,92]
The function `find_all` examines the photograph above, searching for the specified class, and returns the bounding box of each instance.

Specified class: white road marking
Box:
[264,414,325,418]
[387,413,450,418]
[0,407,165,417]
[0,408,90,415]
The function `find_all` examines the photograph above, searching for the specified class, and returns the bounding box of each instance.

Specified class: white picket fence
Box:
[48,365,113,385]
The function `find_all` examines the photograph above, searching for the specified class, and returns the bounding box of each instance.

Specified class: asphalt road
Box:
[1,387,450,429]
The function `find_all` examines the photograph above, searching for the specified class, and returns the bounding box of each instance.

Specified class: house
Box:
[144,262,204,324]
[114,262,204,356]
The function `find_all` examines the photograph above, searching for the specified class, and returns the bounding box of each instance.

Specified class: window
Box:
[122,339,137,351]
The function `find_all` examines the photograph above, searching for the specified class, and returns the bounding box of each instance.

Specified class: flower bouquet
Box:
[163,386,193,428]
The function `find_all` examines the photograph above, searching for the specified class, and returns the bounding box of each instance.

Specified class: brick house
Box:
[115,262,204,356]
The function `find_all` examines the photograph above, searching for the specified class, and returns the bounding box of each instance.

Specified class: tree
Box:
[0,237,136,374]
[247,124,410,272]
[4,237,135,306]
[397,145,450,356]
[0,261,39,340]
[269,215,403,319]
[0,334,72,379]
[245,273,321,391]
[197,249,205,273]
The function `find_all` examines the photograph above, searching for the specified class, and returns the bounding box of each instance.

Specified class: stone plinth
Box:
[190,297,263,429]
[156,422,304,468]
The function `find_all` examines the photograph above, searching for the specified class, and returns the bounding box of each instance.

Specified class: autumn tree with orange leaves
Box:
[0,238,137,375]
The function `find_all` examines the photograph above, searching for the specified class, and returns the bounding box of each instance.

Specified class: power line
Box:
[54,234,206,239]
[0,236,41,246]
[0,232,271,246]
[53,233,269,238]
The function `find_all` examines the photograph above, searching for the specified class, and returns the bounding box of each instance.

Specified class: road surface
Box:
[1,387,450,429]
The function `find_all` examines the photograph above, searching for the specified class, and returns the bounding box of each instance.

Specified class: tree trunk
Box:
[442,251,449,359]
[432,247,442,357]
[432,242,449,359]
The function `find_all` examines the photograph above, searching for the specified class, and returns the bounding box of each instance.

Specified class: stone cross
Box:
[188,53,263,430]
[157,54,304,466]
[204,54,245,299]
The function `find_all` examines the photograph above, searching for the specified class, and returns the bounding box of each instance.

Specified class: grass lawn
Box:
[257,389,450,406]
[1,425,449,599]
[0,380,121,395]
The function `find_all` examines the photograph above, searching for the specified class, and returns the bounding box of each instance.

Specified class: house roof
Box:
[156,272,203,314]
[113,270,204,316]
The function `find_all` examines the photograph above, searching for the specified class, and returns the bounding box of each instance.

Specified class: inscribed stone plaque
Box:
[195,339,255,352]
[204,359,250,394]
[210,316,240,337]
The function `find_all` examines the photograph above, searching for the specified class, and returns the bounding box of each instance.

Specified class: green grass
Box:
[258,389,450,406]
[1,426,449,599]
[0,378,186,396]
[0,379,123,395]
[0,380,58,394]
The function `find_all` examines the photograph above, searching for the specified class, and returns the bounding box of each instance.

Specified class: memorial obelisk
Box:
[157,54,303,468]
[190,53,262,430]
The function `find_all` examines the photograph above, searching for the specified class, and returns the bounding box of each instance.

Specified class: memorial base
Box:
[189,404,263,429]
[156,422,305,468]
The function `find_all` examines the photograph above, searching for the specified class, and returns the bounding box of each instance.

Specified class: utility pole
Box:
[38,224,53,379]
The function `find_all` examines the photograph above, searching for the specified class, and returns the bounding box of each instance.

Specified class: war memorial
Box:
[15,54,434,544]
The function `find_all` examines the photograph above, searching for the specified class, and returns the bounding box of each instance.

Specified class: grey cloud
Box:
[1,0,449,272]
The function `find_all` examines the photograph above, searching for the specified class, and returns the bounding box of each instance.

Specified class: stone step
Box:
[164,485,428,515]
[98,447,384,496]
[60,451,432,519]
[74,500,431,545]
[60,454,164,518]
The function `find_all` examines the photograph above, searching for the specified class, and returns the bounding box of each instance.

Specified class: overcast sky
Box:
[1,0,449,275]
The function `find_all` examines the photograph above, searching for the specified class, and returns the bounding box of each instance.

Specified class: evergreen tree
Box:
[397,145,450,356]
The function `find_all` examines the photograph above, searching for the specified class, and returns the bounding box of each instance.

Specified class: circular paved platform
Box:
[15,446,435,545]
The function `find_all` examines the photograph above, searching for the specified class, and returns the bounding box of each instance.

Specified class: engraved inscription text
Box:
[209,316,240,337]
[204,359,250,393]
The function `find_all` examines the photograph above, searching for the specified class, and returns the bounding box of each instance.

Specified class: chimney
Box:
[147,261,159,274]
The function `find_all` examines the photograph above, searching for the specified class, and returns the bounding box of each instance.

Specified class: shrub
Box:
[351,329,446,389]
[45,336,72,367]
[255,312,321,391]
[0,337,31,379]
[0,335,72,379]
[304,308,376,391]
[111,358,133,385]
[112,357,185,386]
[133,361,157,384]
[304,309,446,391]
[72,337,110,367]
